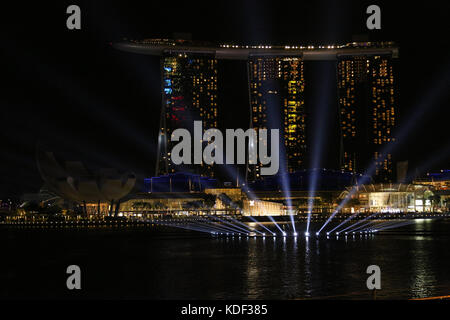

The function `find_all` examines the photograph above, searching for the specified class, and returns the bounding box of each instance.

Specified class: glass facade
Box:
[150,43,398,183]
[337,55,396,182]
[156,52,218,177]
[247,56,306,180]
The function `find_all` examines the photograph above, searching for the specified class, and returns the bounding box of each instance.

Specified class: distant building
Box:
[242,199,284,216]
[0,199,13,212]
[143,172,217,193]
[337,54,397,182]
[248,56,306,178]
[114,40,399,183]
[156,52,218,177]
[341,183,436,213]
[204,187,243,202]
[120,192,212,214]
[36,150,136,216]
[248,169,361,191]
[414,171,450,209]
[248,169,364,214]
[396,161,408,183]
[413,170,450,190]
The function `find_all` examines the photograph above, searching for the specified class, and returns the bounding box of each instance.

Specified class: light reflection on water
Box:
[239,219,450,299]
[410,238,436,299]
[409,221,437,299]
[1,219,450,299]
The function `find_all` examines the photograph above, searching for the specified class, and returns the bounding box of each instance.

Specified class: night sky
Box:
[1,0,450,199]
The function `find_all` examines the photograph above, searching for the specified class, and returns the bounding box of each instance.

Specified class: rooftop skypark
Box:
[113,39,399,60]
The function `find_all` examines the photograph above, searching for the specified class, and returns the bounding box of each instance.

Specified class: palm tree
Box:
[431,194,441,211]
[203,194,217,208]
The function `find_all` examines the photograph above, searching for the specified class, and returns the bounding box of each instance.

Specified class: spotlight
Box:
[272,233,276,237]
[305,232,310,237]
[326,232,330,236]
[336,232,340,236]
[316,232,320,236]
[282,232,287,237]
[293,232,298,236]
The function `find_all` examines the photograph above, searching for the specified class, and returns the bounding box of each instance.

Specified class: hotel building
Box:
[114,39,398,181]
[337,54,396,182]
[247,56,306,179]
[156,51,218,177]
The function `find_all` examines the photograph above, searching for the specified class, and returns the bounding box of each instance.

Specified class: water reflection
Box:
[410,223,437,299]
[1,220,450,299]
[304,237,313,297]
[244,236,261,298]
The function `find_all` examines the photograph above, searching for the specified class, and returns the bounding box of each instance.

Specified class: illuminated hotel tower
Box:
[156,52,218,177]
[337,55,396,182]
[248,56,306,180]
[114,39,398,181]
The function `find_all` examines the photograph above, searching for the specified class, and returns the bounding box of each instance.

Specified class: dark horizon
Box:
[2,0,450,199]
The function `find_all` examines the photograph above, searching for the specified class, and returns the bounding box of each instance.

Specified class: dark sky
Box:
[1,0,450,198]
